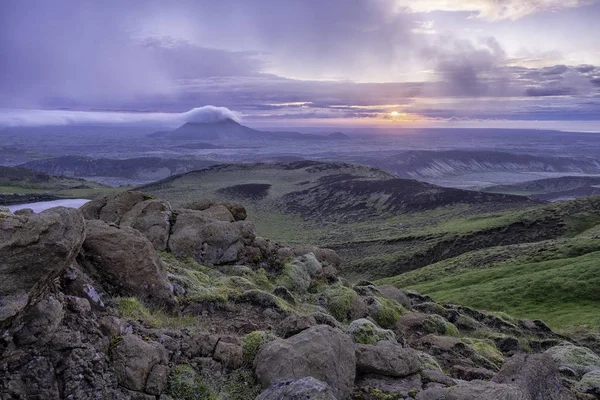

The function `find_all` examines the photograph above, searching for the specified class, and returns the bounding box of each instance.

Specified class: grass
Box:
[115,297,197,328]
[386,250,600,331]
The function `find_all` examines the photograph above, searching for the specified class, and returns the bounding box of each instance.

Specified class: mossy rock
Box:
[423,314,460,337]
[165,365,215,400]
[346,318,396,344]
[545,343,600,378]
[242,331,278,366]
[371,297,405,329]
[462,338,504,369]
[417,351,442,372]
[573,370,600,397]
[322,283,358,322]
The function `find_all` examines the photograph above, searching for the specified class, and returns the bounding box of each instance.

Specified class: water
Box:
[7,199,90,213]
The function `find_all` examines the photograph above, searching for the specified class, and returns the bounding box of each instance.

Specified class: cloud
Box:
[0,106,240,127]
[396,0,596,21]
[423,37,512,97]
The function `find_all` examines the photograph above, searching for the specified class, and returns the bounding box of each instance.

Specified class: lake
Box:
[7,199,90,213]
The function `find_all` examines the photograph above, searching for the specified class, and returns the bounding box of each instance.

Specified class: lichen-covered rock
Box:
[347,318,396,344]
[545,343,600,379]
[424,314,460,337]
[78,220,173,306]
[256,377,338,400]
[168,209,255,265]
[0,207,85,324]
[111,334,168,392]
[278,253,323,293]
[355,340,421,377]
[418,351,443,372]
[254,325,356,400]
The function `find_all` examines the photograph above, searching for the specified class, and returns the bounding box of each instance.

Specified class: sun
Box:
[390,111,400,117]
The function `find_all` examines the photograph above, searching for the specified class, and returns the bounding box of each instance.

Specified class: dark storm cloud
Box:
[0,0,598,125]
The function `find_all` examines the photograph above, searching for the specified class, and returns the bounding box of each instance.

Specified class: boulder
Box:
[347,318,396,344]
[355,340,420,377]
[256,377,337,400]
[111,334,168,392]
[78,220,173,306]
[279,253,323,293]
[492,353,575,400]
[0,207,85,324]
[120,199,173,251]
[183,199,247,221]
[168,209,255,265]
[378,285,412,309]
[545,343,600,380]
[254,325,356,400]
[80,191,152,224]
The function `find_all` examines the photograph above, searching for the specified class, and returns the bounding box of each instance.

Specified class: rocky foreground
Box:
[1,192,600,399]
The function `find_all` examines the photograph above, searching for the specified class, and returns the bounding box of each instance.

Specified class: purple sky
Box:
[1,0,599,130]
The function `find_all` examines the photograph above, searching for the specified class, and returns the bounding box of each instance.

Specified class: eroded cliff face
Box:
[1,192,598,400]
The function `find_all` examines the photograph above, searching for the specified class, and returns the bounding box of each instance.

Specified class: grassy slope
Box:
[379,217,600,331]
[138,162,600,331]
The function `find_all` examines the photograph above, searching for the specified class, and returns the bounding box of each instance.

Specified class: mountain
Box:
[154,118,353,142]
[486,175,600,201]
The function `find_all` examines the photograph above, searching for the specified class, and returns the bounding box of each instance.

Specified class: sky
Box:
[0,0,599,130]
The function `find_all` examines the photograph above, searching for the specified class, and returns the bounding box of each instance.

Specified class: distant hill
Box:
[0,165,112,205]
[138,161,538,223]
[153,118,352,142]
[485,176,600,201]
[350,150,600,179]
[20,156,218,183]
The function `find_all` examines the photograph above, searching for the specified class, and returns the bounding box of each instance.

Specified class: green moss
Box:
[423,314,460,337]
[250,268,274,291]
[241,331,278,366]
[165,365,215,400]
[115,297,196,328]
[373,297,405,329]
[366,388,403,400]
[417,351,442,372]
[347,319,396,344]
[323,283,358,322]
[462,338,504,368]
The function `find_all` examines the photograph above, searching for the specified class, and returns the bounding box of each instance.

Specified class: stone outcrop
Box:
[254,325,356,399]
[168,209,255,265]
[0,207,85,324]
[78,220,173,306]
[355,340,421,377]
